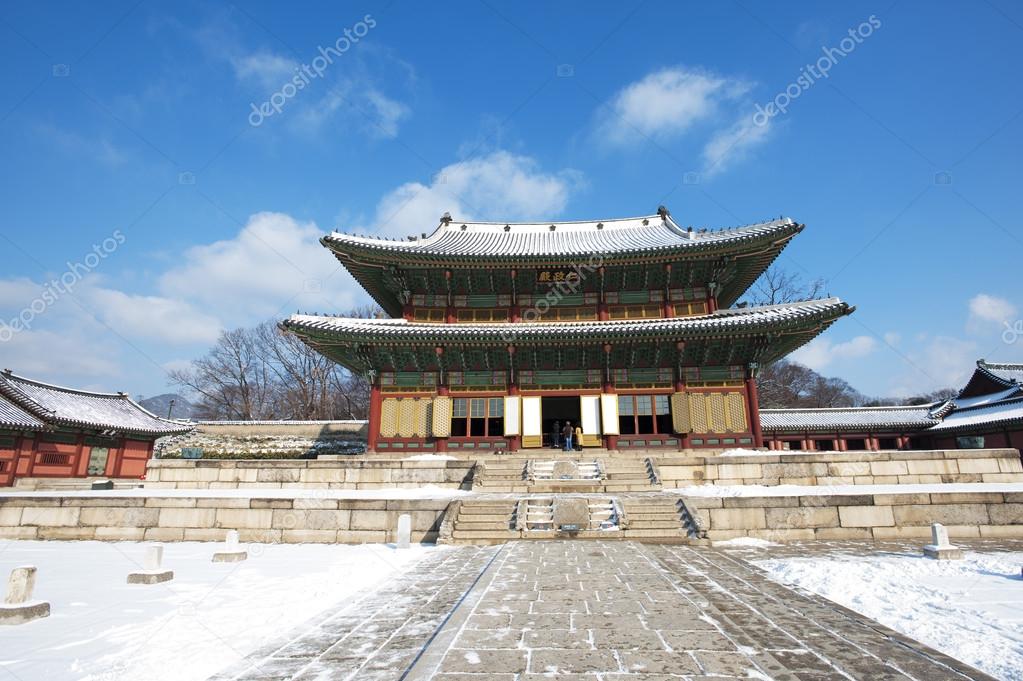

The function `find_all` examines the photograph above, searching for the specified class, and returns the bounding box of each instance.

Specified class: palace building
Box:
[283,207,853,454]
[0,369,193,486]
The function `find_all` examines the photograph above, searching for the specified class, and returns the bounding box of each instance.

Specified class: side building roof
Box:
[760,405,939,433]
[927,396,1023,433]
[323,212,804,316]
[0,370,193,437]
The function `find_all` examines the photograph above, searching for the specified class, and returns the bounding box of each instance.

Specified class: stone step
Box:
[628,520,684,529]
[451,529,520,540]
[625,512,680,521]
[459,506,517,515]
[456,514,513,524]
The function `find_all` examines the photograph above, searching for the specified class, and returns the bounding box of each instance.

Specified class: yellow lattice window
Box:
[725,392,748,432]
[688,393,709,433]
[379,399,399,438]
[456,308,508,323]
[706,393,727,433]
[608,304,663,320]
[671,392,690,432]
[432,396,452,437]
[673,301,708,317]
[413,308,446,322]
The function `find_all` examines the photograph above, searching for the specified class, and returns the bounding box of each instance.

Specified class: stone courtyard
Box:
[218,540,997,680]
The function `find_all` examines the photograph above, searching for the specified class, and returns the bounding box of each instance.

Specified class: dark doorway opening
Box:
[542,396,581,448]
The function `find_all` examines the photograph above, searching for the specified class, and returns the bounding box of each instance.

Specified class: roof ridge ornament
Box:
[657,205,670,219]
[440,212,452,225]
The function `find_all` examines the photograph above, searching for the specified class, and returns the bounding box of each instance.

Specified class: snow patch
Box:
[0,540,445,681]
[673,482,1023,498]
[713,537,779,548]
[403,454,457,461]
[757,551,1023,680]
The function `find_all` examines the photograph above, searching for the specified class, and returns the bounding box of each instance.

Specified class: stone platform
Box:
[213,540,995,680]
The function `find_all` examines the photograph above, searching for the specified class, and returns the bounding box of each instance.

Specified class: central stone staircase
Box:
[440,493,702,544]
[473,456,662,493]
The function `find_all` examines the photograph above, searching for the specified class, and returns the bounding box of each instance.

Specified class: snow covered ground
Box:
[755,550,1023,680]
[673,481,1023,497]
[0,540,448,681]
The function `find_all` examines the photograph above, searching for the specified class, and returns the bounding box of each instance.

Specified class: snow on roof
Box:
[759,404,938,432]
[977,360,1023,386]
[323,213,801,259]
[928,396,1023,432]
[0,371,193,436]
[0,395,44,430]
[285,297,851,341]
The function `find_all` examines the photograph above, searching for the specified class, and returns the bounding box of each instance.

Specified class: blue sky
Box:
[1,1,1021,399]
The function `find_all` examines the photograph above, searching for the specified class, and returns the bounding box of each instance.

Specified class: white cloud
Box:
[789,335,877,371]
[887,335,979,397]
[0,328,121,379]
[158,212,359,323]
[967,293,1016,333]
[598,67,750,144]
[883,331,901,347]
[86,288,222,344]
[367,151,583,237]
[295,85,410,139]
[231,51,297,89]
[701,113,772,177]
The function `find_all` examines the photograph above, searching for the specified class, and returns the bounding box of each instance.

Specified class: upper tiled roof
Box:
[976,360,1023,386]
[0,371,193,437]
[323,214,801,261]
[285,297,851,343]
[760,405,938,432]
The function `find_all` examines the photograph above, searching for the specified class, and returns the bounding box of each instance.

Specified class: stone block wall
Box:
[657,449,1023,487]
[685,490,1023,542]
[0,495,451,543]
[145,458,475,490]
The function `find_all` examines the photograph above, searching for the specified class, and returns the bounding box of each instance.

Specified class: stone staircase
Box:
[473,457,661,493]
[440,493,699,544]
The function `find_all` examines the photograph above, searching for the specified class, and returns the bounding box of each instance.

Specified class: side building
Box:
[762,359,1023,453]
[284,208,853,453]
[0,370,193,486]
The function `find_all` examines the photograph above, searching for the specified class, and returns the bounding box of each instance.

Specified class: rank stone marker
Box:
[397,514,412,549]
[127,544,174,584]
[923,523,964,560]
[553,497,590,532]
[212,530,248,563]
[0,566,50,625]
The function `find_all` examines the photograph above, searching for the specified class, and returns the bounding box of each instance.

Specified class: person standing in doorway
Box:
[562,421,574,452]
[574,424,583,451]
[552,420,561,449]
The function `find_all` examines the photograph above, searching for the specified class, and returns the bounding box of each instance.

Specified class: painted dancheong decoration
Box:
[281,207,854,453]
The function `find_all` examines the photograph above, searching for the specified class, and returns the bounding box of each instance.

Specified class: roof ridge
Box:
[760,404,934,413]
[0,370,130,399]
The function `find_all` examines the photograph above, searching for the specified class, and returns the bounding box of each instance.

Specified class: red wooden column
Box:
[745,364,764,448]
[444,269,456,323]
[367,381,382,453]
[597,266,610,321]
[602,343,618,451]
[662,264,674,317]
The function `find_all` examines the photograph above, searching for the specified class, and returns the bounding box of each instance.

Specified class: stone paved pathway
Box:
[213,541,996,680]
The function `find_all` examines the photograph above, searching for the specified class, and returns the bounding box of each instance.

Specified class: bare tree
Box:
[745,266,825,306]
[170,306,380,420]
[757,360,863,408]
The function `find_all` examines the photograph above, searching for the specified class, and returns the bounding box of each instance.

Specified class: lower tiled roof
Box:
[760,405,938,432]
[0,396,44,430]
[927,397,1023,432]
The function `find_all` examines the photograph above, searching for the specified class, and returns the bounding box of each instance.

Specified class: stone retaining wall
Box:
[195,421,367,437]
[685,490,1023,542]
[0,495,450,543]
[145,459,475,489]
[657,449,1023,487]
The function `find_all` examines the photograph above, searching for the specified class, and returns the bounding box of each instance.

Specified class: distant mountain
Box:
[138,393,196,420]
